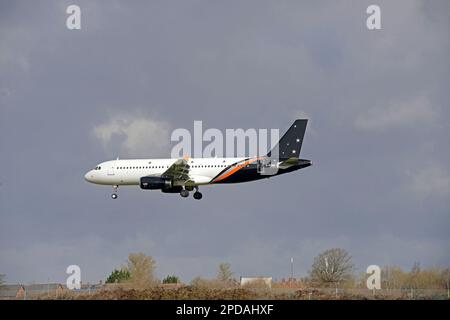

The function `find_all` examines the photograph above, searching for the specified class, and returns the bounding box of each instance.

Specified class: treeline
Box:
[300,265,450,290]
[369,264,449,290]
[105,254,234,288]
[103,250,450,291]
[302,249,450,290]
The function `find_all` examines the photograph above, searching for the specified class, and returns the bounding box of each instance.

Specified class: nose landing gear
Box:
[111,185,119,199]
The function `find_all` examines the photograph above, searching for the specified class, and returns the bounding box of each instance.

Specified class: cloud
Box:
[293,110,310,121]
[355,96,438,131]
[405,163,450,199]
[93,113,171,157]
[2,1,450,285]
[0,233,157,284]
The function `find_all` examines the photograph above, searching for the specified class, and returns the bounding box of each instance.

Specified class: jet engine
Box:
[140,176,172,190]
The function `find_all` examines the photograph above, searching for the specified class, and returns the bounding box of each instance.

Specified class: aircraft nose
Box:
[84,171,94,182]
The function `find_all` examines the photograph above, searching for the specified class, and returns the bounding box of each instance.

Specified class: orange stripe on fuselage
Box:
[213,157,263,183]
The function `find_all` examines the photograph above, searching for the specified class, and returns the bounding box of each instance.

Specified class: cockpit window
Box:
[94,166,102,170]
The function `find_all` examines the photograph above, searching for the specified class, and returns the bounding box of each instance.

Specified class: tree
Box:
[381,265,408,289]
[409,261,421,290]
[0,274,5,286]
[162,275,180,284]
[127,252,157,287]
[106,268,131,284]
[217,263,233,281]
[442,268,450,298]
[309,248,354,287]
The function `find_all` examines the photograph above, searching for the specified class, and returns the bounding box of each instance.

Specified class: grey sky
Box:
[1,0,449,284]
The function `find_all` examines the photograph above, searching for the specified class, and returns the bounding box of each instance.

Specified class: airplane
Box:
[84,119,312,200]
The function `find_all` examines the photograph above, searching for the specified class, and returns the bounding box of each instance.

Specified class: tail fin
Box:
[267,119,308,161]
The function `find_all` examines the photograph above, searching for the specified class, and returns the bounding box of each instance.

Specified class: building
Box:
[240,277,272,288]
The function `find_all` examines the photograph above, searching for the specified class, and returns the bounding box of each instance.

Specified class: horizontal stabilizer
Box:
[277,157,300,169]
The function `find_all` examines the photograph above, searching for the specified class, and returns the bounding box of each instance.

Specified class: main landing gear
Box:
[179,186,203,200]
[111,185,119,199]
[180,189,189,198]
[193,191,203,200]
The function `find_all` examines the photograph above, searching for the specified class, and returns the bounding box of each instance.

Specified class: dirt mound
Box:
[74,286,259,300]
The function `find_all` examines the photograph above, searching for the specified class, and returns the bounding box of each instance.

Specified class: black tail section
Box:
[267,119,308,161]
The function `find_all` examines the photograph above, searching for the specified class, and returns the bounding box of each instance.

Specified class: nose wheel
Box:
[180,189,189,198]
[111,185,119,199]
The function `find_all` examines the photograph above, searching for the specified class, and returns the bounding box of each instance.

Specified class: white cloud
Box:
[405,163,450,199]
[293,110,310,121]
[355,96,437,131]
[93,113,171,157]
[0,233,157,284]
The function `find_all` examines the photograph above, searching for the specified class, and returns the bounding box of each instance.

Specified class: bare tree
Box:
[127,252,157,288]
[409,261,421,290]
[309,248,354,287]
[217,263,233,281]
[381,265,408,290]
[442,268,450,298]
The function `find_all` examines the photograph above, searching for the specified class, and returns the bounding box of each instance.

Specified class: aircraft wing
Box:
[161,158,190,182]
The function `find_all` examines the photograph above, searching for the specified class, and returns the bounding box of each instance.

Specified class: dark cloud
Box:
[1,0,449,284]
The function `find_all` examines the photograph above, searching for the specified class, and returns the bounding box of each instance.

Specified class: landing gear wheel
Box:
[180,189,189,198]
[193,192,203,200]
[111,185,119,199]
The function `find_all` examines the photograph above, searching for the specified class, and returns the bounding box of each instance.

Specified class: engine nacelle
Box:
[140,176,172,190]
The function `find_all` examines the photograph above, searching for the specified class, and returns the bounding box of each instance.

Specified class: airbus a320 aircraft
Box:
[84,119,312,200]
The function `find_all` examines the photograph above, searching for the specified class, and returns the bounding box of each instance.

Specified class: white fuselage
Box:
[84,157,247,186]
[84,119,311,200]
